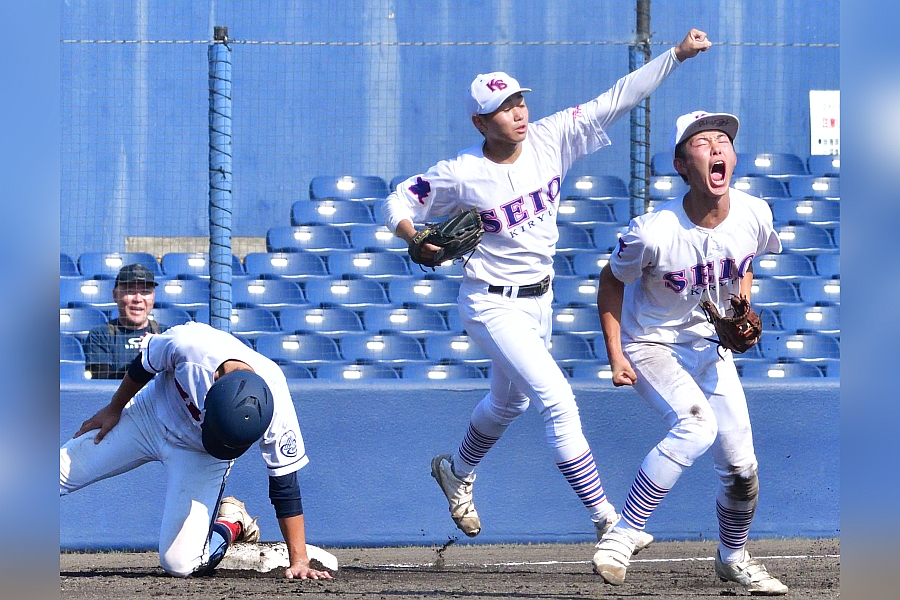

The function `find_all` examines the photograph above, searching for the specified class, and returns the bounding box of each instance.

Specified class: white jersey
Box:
[610,188,782,345]
[139,322,308,477]
[383,48,684,286]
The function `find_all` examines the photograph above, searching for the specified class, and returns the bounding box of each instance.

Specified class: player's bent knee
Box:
[661,416,718,465]
[159,552,202,578]
[722,465,759,503]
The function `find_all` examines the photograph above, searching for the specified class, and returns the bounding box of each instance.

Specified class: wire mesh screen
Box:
[61,0,838,258]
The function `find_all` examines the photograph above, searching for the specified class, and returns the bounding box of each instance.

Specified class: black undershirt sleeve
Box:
[126,353,155,384]
[268,471,303,519]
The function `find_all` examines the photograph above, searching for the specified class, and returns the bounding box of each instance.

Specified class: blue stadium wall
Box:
[60,0,839,256]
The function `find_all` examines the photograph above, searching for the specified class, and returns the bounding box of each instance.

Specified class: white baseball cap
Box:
[670,111,740,156]
[467,72,531,115]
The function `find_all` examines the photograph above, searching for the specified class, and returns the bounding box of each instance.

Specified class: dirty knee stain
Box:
[690,405,702,417]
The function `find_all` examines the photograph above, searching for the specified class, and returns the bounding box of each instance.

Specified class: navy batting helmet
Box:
[202,370,274,460]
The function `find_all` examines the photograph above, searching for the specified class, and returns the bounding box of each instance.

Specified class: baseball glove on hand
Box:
[699,294,763,354]
[408,208,484,269]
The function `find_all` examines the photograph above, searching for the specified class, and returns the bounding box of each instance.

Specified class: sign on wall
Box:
[810,90,840,155]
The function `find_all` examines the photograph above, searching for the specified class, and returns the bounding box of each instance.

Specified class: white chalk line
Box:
[373,554,840,569]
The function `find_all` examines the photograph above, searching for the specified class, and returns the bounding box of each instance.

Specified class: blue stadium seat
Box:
[753,253,817,279]
[787,176,840,199]
[60,307,107,341]
[77,252,162,280]
[732,176,789,199]
[732,153,756,178]
[340,332,427,363]
[758,307,784,333]
[776,224,836,254]
[555,224,594,252]
[305,277,390,307]
[560,175,628,199]
[591,223,626,253]
[759,332,840,362]
[255,333,342,364]
[161,253,244,278]
[823,360,840,379]
[553,254,575,276]
[60,334,87,380]
[445,309,465,334]
[814,254,840,278]
[649,175,689,200]
[589,335,610,362]
[798,277,840,305]
[425,333,490,365]
[807,154,840,177]
[316,362,400,380]
[244,252,329,280]
[552,306,603,334]
[832,226,840,247]
[290,199,375,227]
[650,152,677,176]
[326,250,410,278]
[266,225,352,253]
[154,278,210,309]
[572,252,611,277]
[571,363,614,381]
[387,276,460,308]
[279,306,364,336]
[362,306,448,335]
[60,277,117,309]
[390,175,411,192]
[749,278,803,307]
[549,333,595,363]
[228,307,280,339]
[556,200,616,225]
[277,363,315,379]
[231,277,305,309]
[60,253,79,276]
[741,153,809,178]
[778,304,840,334]
[552,277,599,306]
[771,199,840,226]
[740,361,824,379]
[147,307,192,327]
[401,362,484,380]
[349,224,408,252]
[309,175,389,200]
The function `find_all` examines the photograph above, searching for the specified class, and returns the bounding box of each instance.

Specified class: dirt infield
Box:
[61,537,839,599]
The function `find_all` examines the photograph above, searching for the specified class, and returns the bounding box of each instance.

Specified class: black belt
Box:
[487,275,551,298]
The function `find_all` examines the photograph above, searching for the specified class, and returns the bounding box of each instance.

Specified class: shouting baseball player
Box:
[592,111,787,594]
[382,30,712,543]
[60,322,332,580]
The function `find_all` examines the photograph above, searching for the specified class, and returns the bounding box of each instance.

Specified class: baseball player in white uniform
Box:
[60,322,332,580]
[592,111,788,594]
[382,30,712,543]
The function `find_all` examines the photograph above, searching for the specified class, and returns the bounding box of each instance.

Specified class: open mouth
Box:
[710,161,726,184]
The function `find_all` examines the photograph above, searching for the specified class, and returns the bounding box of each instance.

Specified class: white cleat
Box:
[594,513,654,554]
[591,529,637,586]
[217,496,260,543]
[430,454,481,537]
[714,549,789,596]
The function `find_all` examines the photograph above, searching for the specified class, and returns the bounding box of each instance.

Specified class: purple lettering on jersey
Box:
[480,209,503,234]
[615,237,628,257]
[737,253,755,278]
[487,79,508,92]
[663,270,687,293]
[501,197,529,227]
[719,257,736,283]
[547,176,561,203]
[690,261,714,292]
[408,177,431,204]
[529,189,547,214]
[571,105,583,120]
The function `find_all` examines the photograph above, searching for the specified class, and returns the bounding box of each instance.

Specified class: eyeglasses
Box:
[689,133,732,149]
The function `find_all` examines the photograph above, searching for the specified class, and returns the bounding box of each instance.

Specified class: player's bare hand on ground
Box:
[284,561,333,580]
[609,356,638,387]
[674,28,712,62]
[74,404,122,443]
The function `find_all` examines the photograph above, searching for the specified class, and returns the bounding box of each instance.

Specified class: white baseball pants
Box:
[60,394,231,577]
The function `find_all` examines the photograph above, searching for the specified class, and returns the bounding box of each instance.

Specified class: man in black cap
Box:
[83,263,168,379]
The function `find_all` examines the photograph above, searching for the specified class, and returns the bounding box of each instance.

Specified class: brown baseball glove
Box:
[699,294,763,354]
[408,208,484,269]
